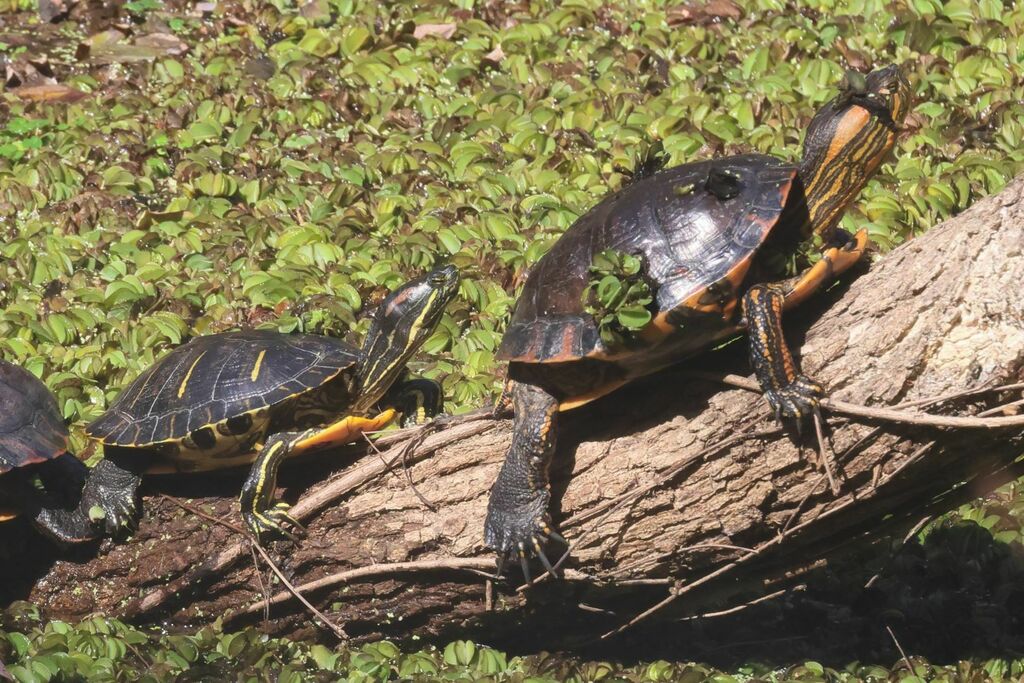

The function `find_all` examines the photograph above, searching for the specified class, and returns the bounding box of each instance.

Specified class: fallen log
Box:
[11,175,1024,650]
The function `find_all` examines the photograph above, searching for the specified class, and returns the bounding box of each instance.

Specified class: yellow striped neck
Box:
[799,103,896,237]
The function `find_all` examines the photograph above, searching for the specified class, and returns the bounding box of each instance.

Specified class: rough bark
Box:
[8,176,1024,649]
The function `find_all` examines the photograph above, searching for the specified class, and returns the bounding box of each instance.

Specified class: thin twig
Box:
[362,426,437,511]
[675,586,800,621]
[159,494,245,534]
[886,624,914,673]
[158,494,348,639]
[864,515,933,589]
[813,409,840,495]
[250,541,348,639]
[131,417,495,619]
[602,436,943,639]
[530,425,779,588]
[693,373,1024,429]
[250,545,271,625]
[232,558,501,619]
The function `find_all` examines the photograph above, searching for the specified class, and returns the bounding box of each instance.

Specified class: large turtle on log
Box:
[486,66,911,574]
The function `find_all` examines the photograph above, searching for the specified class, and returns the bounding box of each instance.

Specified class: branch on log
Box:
[10,176,1024,650]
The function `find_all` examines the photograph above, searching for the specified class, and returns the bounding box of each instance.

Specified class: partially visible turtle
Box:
[82,265,460,542]
[0,360,110,543]
[486,66,911,572]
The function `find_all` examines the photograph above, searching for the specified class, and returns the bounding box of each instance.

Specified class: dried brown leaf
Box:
[484,45,505,63]
[413,23,456,40]
[13,83,87,103]
[134,33,189,56]
[668,0,743,26]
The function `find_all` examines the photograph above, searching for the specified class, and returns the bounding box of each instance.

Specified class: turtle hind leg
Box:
[484,381,565,581]
[239,432,307,543]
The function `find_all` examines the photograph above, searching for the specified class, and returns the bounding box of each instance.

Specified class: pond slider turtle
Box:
[486,66,911,572]
[82,265,459,542]
[0,360,108,543]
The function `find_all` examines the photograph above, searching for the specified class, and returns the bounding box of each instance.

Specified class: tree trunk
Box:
[11,176,1024,650]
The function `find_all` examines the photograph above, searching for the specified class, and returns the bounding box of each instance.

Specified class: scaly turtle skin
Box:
[0,360,113,543]
[486,66,911,573]
[82,265,459,542]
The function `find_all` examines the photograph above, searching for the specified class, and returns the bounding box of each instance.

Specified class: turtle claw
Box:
[243,502,304,544]
[78,459,141,539]
[535,543,556,579]
[486,503,566,584]
[518,545,532,585]
[764,375,824,423]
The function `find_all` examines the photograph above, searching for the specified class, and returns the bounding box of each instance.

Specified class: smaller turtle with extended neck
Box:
[82,265,460,542]
[486,66,911,575]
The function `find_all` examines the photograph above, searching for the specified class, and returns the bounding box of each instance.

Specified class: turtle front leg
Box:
[35,457,142,543]
[484,381,563,580]
[742,283,824,421]
[30,453,94,544]
[239,432,308,543]
[383,378,444,427]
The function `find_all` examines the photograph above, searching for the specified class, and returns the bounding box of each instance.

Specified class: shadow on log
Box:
[11,176,1024,657]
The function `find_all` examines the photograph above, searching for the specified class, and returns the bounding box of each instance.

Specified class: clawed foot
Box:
[81,459,141,538]
[94,488,139,537]
[485,494,567,584]
[764,374,824,424]
[242,502,306,543]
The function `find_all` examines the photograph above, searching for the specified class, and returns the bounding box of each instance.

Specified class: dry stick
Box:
[777,381,1016,535]
[250,545,271,625]
[158,494,245,534]
[590,375,1024,621]
[675,585,802,622]
[249,541,348,639]
[886,624,915,673]
[232,558,495,618]
[890,381,1024,410]
[158,494,349,638]
[600,437,940,640]
[813,409,840,495]
[232,558,667,620]
[609,542,757,580]
[362,425,437,512]
[697,373,1024,429]
[522,425,781,591]
[131,417,495,618]
[864,514,933,589]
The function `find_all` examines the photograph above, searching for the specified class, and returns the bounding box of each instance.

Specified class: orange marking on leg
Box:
[294,409,397,454]
[784,228,869,310]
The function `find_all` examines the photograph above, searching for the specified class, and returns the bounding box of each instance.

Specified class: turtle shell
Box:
[87,330,360,449]
[497,154,797,364]
[0,361,70,474]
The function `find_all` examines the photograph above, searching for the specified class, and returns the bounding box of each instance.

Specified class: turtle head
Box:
[799,65,911,236]
[355,265,460,407]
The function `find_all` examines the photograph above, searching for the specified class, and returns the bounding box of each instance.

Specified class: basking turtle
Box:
[83,265,459,541]
[486,66,911,571]
[0,360,111,543]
